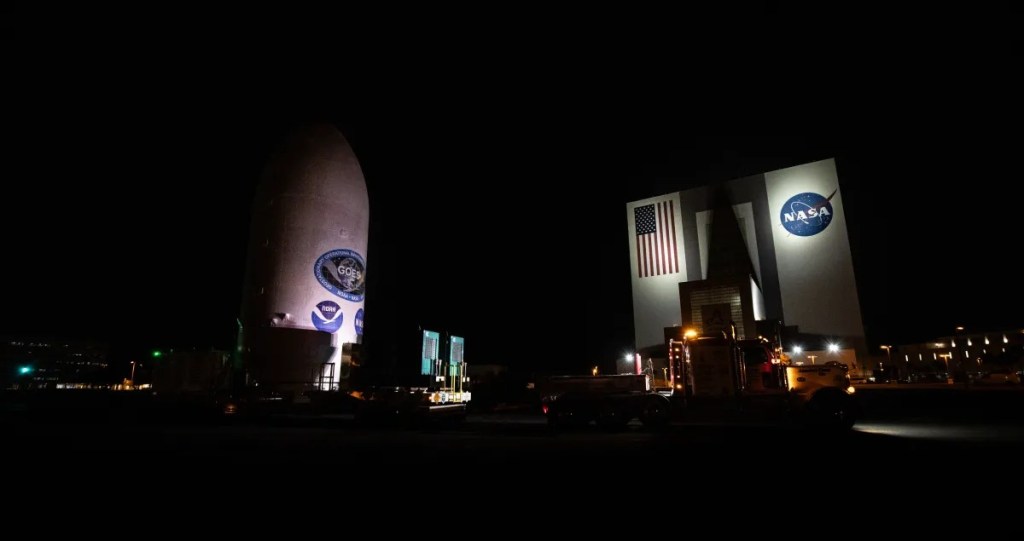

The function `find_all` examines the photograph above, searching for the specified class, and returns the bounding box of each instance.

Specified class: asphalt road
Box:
[5,386,1024,486]
[8,407,1024,465]
[8,386,1021,530]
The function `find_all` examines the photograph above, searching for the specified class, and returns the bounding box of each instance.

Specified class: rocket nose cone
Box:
[259,122,369,205]
[287,122,359,161]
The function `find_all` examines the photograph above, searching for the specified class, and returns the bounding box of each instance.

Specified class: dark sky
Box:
[3,22,1022,374]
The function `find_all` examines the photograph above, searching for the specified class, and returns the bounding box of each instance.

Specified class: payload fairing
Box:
[240,123,369,391]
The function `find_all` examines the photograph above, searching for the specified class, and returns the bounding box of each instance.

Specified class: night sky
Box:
[4,23,1022,375]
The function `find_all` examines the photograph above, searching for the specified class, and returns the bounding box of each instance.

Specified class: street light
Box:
[130,361,137,387]
[881,345,899,382]
[880,344,892,374]
[939,353,954,384]
[953,326,966,384]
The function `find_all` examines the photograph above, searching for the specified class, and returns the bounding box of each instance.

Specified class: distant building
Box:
[0,337,109,389]
[892,329,1024,380]
[627,158,866,362]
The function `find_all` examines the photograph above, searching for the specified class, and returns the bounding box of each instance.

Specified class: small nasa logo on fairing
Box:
[312,300,343,333]
[314,249,366,302]
[780,189,836,237]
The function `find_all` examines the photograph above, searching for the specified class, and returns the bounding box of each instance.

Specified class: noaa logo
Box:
[314,249,366,302]
[780,190,836,237]
[354,308,364,336]
[311,301,343,333]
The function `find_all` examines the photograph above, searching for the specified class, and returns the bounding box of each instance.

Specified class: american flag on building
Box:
[634,201,679,277]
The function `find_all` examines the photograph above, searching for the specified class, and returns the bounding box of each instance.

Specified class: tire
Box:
[596,402,629,431]
[641,396,670,430]
[806,389,858,431]
[546,404,587,430]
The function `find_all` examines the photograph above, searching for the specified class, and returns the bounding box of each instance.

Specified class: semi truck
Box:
[541,325,858,431]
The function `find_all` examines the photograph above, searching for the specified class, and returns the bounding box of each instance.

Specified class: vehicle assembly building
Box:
[627,158,865,358]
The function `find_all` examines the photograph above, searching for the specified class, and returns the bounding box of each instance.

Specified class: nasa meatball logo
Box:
[780,189,836,237]
[314,249,366,301]
[354,308,364,336]
[311,301,344,333]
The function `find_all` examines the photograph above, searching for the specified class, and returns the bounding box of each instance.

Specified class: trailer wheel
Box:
[596,403,629,431]
[547,404,588,430]
[806,389,858,431]
[641,396,670,430]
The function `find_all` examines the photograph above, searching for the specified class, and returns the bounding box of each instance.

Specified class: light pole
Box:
[130,361,137,387]
[953,326,966,386]
[880,345,893,380]
[939,353,953,384]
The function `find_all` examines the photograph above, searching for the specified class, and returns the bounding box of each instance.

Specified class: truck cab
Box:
[541,328,858,431]
[673,332,857,429]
